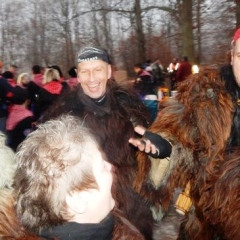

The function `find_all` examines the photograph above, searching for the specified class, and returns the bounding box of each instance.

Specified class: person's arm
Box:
[0,77,16,93]
[129,125,172,158]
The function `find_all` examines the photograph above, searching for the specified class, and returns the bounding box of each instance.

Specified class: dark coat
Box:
[37,81,69,118]
[14,214,144,240]
[134,70,154,96]
[44,81,154,239]
[0,77,16,117]
[0,191,144,240]
[37,210,144,240]
[176,61,192,82]
[7,116,35,151]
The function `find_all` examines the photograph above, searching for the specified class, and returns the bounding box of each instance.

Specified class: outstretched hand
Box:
[129,125,159,155]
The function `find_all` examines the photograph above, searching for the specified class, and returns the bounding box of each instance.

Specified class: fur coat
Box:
[0,194,144,240]
[43,80,154,239]
[135,68,240,239]
[0,132,16,189]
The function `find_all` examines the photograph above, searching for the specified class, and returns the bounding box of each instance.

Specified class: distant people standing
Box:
[0,74,16,133]
[48,65,65,82]
[16,73,30,88]
[168,58,179,90]
[66,66,78,90]
[144,59,153,74]
[37,68,69,119]
[133,63,154,98]
[31,65,44,88]
[151,58,166,89]
[176,56,192,85]
[6,88,35,151]
[2,71,16,89]
[27,65,44,118]
[1,71,16,112]
[8,64,18,81]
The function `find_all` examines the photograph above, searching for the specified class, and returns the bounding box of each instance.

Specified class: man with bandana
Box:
[44,46,172,239]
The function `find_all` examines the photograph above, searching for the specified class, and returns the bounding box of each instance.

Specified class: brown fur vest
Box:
[135,69,237,239]
[43,80,154,239]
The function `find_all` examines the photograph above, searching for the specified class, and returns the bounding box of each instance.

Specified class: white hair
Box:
[0,132,16,189]
[16,72,30,86]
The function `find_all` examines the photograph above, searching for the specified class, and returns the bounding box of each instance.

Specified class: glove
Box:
[143,131,172,158]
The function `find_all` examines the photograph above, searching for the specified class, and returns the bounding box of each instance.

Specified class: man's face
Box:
[87,145,115,221]
[231,39,240,87]
[77,60,111,99]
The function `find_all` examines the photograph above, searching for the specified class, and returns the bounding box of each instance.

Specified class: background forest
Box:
[0,0,239,77]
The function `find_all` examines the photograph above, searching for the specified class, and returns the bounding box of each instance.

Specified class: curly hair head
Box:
[14,115,98,233]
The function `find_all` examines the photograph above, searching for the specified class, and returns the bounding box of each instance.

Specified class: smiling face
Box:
[77,60,112,99]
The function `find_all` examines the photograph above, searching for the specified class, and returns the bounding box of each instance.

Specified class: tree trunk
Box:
[235,0,240,27]
[196,0,202,64]
[134,0,146,64]
[178,0,195,63]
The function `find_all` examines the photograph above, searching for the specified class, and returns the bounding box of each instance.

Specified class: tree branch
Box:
[70,5,175,20]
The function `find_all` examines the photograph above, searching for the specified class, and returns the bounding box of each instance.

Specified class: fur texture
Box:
[0,195,145,240]
[0,132,26,239]
[135,69,239,239]
[0,189,27,239]
[43,81,154,239]
[0,132,16,189]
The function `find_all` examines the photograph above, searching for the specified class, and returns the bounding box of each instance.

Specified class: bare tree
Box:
[235,0,240,27]
[0,0,238,76]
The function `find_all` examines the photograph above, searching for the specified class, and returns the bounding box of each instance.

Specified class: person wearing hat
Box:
[43,46,158,239]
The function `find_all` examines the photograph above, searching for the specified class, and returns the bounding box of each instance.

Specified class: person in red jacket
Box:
[37,67,69,119]
[176,56,192,84]
[6,87,35,151]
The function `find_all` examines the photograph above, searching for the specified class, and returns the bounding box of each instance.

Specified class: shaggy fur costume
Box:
[0,195,145,240]
[0,132,27,238]
[0,189,28,239]
[134,69,240,239]
[0,132,16,189]
[43,80,154,239]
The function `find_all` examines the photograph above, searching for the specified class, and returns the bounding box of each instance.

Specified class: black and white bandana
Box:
[76,46,110,65]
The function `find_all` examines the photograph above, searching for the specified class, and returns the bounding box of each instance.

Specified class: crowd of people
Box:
[0,54,192,153]
[133,55,192,98]
[0,26,240,240]
[0,63,79,151]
